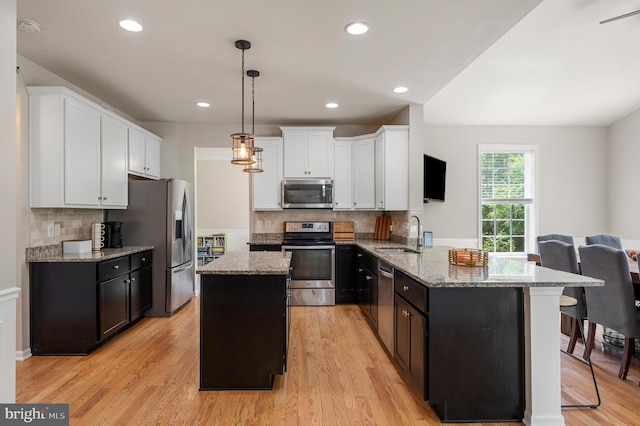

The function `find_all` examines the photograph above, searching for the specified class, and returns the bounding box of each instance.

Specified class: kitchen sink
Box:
[375,247,420,254]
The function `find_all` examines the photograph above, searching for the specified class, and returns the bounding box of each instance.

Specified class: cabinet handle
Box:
[403,285,409,291]
[142,257,146,262]
[358,268,363,272]
[98,196,102,200]
[357,254,362,258]
[113,265,119,270]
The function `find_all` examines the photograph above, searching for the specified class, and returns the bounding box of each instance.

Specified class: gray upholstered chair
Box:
[538,240,586,353]
[536,234,583,352]
[579,244,640,382]
[537,234,574,251]
[539,240,600,408]
[585,234,622,250]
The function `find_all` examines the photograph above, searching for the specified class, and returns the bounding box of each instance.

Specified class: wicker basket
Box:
[448,248,488,267]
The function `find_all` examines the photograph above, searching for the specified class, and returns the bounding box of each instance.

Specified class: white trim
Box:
[478,145,539,254]
[433,238,479,249]
[0,287,20,403]
[16,348,32,362]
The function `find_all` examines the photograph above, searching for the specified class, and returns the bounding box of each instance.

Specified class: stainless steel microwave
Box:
[281,179,333,209]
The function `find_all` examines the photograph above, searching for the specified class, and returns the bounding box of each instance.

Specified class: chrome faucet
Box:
[409,215,423,253]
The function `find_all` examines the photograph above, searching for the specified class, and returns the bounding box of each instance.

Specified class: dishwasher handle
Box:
[378,263,394,279]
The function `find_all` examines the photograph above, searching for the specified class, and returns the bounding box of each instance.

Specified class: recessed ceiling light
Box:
[119,19,143,32]
[326,102,339,109]
[17,18,42,33]
[196,102,210,108]
[345,22,369,35]
[393,86,408,93]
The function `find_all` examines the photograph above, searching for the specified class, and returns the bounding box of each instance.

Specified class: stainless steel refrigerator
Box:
[108,178,194,317]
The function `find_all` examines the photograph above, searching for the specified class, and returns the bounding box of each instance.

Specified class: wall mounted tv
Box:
[423,154,446,202]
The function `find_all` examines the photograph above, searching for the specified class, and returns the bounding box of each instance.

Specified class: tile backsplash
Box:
[254,210,414,240]
[30,208,103,247]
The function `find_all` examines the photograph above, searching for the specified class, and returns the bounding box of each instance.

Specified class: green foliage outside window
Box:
[481,152,528,253]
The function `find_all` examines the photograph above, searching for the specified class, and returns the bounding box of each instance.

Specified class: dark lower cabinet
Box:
[98,275,130,340]
[130,266,152,321]
[394,295,427,399]
[30,249,153,355]
[335,245,357,304]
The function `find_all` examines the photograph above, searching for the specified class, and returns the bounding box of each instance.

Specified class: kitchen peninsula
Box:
[197,251,292,390]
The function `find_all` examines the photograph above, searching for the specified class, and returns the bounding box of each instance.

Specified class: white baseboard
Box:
[16,348,31,362]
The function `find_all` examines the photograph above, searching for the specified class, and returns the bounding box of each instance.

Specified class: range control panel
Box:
[284,221,331,233]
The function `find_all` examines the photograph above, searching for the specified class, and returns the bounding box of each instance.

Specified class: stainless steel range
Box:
[282,221,335,306]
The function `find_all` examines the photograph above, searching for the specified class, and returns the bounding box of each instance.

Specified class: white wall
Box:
[1,0,19,403]
[421,125,608,244]
[608,108,640,240]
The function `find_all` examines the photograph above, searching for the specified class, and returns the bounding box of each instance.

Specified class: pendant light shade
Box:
[243,146,263,173]
[231,40,256,165]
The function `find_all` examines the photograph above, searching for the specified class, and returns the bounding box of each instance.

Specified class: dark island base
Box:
[199,274,287,391]
[428,288,525,423]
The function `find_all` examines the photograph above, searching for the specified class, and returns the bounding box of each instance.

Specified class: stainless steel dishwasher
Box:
[377,260,394,354]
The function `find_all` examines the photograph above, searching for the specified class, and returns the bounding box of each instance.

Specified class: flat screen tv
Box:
[423,154,446,202]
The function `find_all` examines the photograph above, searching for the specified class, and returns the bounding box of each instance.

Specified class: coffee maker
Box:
[104,222,123,248]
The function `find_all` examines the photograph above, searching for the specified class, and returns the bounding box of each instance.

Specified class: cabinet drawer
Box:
[357,249,377,274]
[98,256,130,282]
[131,250,153,270]
[394,270,428,314]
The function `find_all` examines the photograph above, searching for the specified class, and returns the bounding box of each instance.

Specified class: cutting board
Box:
[374,215,392,240]
[333,221,355,241]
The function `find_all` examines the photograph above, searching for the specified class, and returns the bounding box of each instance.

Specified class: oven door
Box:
[281,245,335,288]
[282,245,335,306]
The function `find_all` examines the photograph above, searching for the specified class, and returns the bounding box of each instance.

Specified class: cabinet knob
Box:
[403,285,409,291]
[125,279,131,283]
[131,277,136,282]
[142,258,146,262]
[103,197,107,201]
[98,196,102,200]
[113,265,119,270]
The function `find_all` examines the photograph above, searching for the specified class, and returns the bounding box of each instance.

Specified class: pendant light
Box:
[231,40,256,165]
[244,69,263,173]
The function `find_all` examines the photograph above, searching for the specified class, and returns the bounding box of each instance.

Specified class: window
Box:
[479,145,537,254]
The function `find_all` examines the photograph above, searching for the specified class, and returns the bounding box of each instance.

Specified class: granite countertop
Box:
[27,246,154,263]
[197,251,292,275]
[355,241,603,289]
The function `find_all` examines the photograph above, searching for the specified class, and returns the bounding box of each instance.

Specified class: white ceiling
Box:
[16,0,640,127]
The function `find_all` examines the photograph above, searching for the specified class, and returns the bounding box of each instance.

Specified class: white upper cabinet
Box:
[281,127,335,178]
[63,96,102,206]
[251,137,284,211]
[352,137,376,209]
[333,136,375,210]
[100,114,129,207]
[128,127,161,180]
[375,125,409,211]
[332,139,353,210]
[27,86,162,209]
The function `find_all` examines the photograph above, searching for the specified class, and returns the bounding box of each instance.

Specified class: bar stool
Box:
[559,294,601,408]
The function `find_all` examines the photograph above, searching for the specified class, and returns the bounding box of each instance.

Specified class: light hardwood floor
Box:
[16,298,640,425]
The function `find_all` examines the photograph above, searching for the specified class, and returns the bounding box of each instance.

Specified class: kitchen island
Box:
[197,251,292,390]
[353,242,603,426]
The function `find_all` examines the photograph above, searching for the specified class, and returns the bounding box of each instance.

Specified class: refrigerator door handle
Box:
[173,261,192,273]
